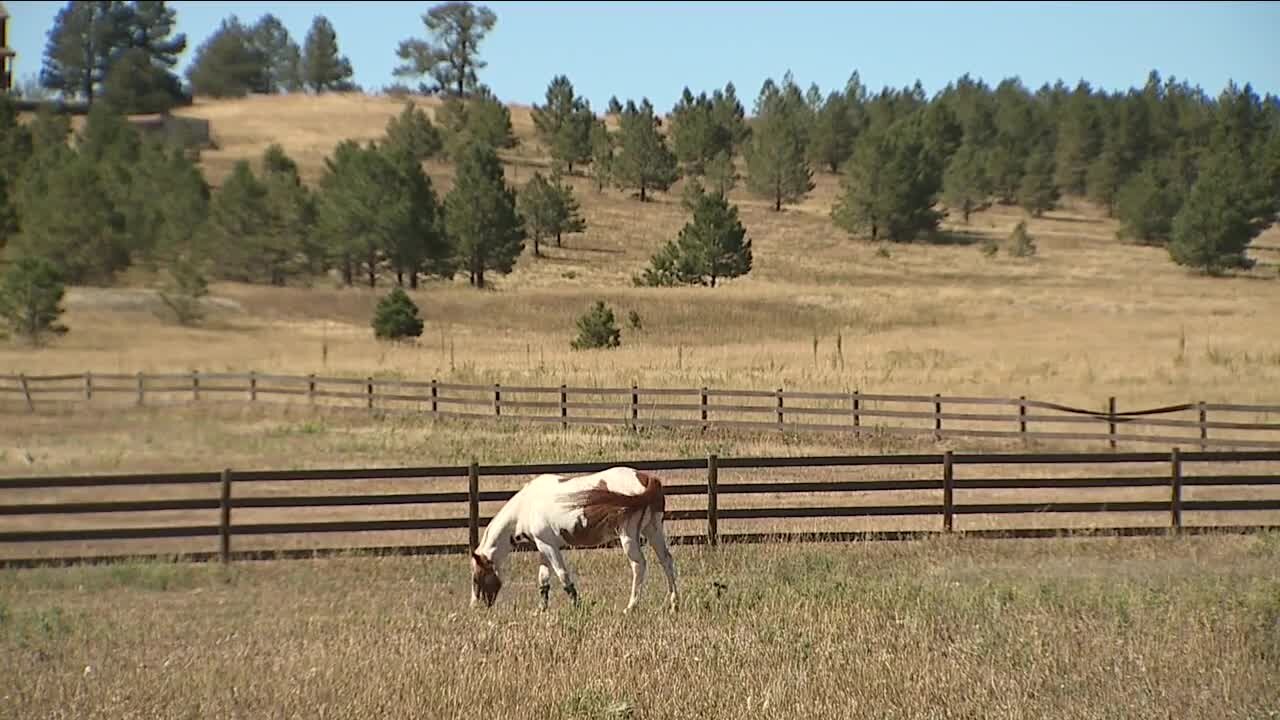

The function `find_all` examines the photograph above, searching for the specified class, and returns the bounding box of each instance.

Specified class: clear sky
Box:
[6,1,1279,112]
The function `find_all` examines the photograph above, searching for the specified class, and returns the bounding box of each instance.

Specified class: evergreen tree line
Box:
[0,97,549,292]
[35,1,358,110]
[574,69,1279,273]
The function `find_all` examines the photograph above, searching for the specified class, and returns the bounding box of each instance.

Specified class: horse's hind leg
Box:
[644,513,678,613]
[619,527,647,614]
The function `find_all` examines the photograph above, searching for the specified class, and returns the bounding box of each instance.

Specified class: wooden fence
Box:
[2,449,1278,569]
[4,371,1280,450]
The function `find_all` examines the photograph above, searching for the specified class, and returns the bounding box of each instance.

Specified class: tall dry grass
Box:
[2,533,1277,719]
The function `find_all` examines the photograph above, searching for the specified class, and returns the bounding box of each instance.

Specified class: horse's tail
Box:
[572,469,665,526]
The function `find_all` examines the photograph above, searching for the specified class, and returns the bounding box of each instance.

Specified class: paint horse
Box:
[470,466,678,613]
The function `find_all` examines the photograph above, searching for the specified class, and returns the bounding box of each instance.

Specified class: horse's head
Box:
[470,551,502,607]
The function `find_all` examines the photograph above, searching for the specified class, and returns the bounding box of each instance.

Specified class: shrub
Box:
[981,236,999,258]
[157,258,209,326]
[627,310,643,331]
[0,256,69,346]
[1008,221,1037,258]
[571,301,621,350]
[372,287,425,340]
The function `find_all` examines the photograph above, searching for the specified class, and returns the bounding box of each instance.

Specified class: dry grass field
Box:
[2,534,1278,719]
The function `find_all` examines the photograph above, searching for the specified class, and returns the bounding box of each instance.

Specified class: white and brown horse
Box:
[469,466,678,613]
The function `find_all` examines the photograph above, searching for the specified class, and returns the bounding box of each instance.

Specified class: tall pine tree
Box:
[744,79,814,211]
[302,16,355,93]
[444,142,525,288]
[612,99,679,202]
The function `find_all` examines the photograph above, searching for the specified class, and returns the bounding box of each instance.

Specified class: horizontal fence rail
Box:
[3,371,1280,450]
[2,450,1279,569]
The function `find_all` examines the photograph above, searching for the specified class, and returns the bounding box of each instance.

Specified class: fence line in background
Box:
[2,449,1279,569]
[2,371,1280,450]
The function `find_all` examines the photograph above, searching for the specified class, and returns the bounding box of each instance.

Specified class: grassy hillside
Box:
[3,92,1279,476]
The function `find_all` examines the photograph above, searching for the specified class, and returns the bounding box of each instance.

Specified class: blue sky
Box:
[6,1,1279,111]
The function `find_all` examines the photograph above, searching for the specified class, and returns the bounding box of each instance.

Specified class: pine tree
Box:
[1086,146,1123,216]
[1017,146,1058,217]
[942,141,990,223]
[9,152,128,284]
[185,16,267,98]
[444,142,525,288]
[40,1,133,104]
[251,14,303,93]
[383,102,444,163]
[745,80,814,211]
[833,121,942,243]
[0,256,70,346]
[704,150,739,198]
[125,139,210,269]
[588,120,614,193]
[669,88,732,175]
[517,172,558,258]
[204,160,275,284]
[1053,82,1101,195]
[302,16,355,93]
[1168,155,1259,274]
[612,99,679,202]
[372,286,425,340]
[101,47,187,114]
[808,91,855,173]
[382,146,453,287]
[437,88,517,160]
[259,147,316,285]
[532,75,593,173]
[0,95,34,185]
[1116,166,1178,246]
[395,1,497,96]
[637,191,751,288]
[552,173,586,248]
[570,301,621,350]
[76,0,190,113]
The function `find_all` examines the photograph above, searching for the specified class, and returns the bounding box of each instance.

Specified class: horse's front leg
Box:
[536,540,579,606]
[537,558,552,611]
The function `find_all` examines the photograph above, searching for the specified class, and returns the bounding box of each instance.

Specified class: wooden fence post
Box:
[494,384,501,418]
[19,373,33,412]
[84,371,93,402]
[776,388,785,432]
[219,468,232,564]
[943,450,954,533]
[249,372,257,402]
[367,377,374,411]
[1108,396,1117,450]
[308,374,316,404]
[560,385,568,429]
[700,387,709,432]
[630,384,638,431]
[1170,447,1182,533]
[852,390,861,438]
[136,372,145,406]
[192,370,200,402]
[1198,402,1207,451]
[1018,396,1027,438]
[707,454,719,547]
[934,394,943,441]
[468,461,481,552]
[430,380,439,416]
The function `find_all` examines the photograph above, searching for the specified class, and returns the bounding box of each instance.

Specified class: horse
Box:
[469,466,678,613]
